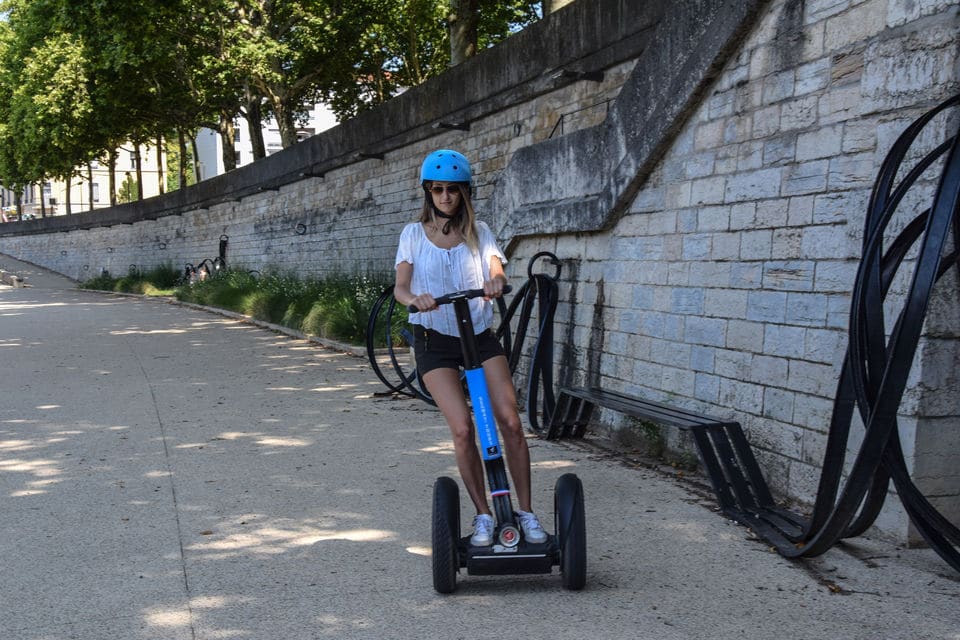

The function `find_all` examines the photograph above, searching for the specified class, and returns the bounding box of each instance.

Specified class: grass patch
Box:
[79,263,180,296]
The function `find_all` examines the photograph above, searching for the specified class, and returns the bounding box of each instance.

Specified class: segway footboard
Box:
[461,537,557,575]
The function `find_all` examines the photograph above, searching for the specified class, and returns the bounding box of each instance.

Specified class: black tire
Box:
[432,476,460,593]
[554,473,586,590]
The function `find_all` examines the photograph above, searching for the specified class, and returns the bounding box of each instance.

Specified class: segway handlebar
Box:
[408,285,512,312]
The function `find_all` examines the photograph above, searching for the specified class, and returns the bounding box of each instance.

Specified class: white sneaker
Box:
[516,510,547,543]
[471,514,494,546]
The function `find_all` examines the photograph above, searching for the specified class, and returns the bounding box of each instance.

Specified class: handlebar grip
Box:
[407,284,512,313]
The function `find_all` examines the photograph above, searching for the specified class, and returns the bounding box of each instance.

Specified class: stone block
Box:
[694,372,721,402]
[726,319,765,351]
[794,57,832,95]
[782,159,829,196]
[800,224,856,259]
[690,176,728,206]
[762,134,797,166]
[763,386,796,422]
[690,345,717,372]
[685,316,727,347]
[750,353,790,384]
[747,289,788,322]
[711,232,741,261]
[806,0,851,25]
[886,0,957,27]
[740,229,774,260]
[764,323,807,358]
[682,233,712,261]
[788,359,838,396]
[780,95,819,131]
[828,151,876,190]
[803,326,847,366]
[763,260,815,291]
[796,125,844,161]
[793,392,835,431]
[824,0,887,51]
[725,167,783,203]
[730,262,763,289]
[785,291,829,326]
[772,227,803,259]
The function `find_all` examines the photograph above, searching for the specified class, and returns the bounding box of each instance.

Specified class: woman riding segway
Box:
[393,149,548,549]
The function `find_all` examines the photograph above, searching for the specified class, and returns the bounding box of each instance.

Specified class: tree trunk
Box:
[156,132,165,194]
[274,98,298,149]
[191,134,201,184]
[448,0,479,66]
[108,149,118,206]
[219,111,237,172]
[542,0,575,14]
[178,129,188,189]
[134,144,143,200]
[64,178,72,215]
[245,84,266,160]
[39,183,46,218]
[87,163,95,210]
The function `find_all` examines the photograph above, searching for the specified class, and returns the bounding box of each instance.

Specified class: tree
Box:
[320,0,541,120]
[0,0,545,190]
[230,0,368,148]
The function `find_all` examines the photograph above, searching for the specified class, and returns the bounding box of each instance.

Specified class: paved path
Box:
[1,254,957,640]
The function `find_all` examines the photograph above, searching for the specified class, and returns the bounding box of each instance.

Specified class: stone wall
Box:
[1,0,958,542]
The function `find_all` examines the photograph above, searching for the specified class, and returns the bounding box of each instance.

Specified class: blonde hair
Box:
[419,183,479,252]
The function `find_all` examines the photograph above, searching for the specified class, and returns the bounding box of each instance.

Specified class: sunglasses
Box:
[428,185,462,196]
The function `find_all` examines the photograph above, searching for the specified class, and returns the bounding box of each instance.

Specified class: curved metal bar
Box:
[776,94,960,567]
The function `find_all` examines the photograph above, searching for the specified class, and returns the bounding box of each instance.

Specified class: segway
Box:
[409,287,586,593]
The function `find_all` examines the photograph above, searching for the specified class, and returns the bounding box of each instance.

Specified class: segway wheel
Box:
[432,476,460,593]
[554,473,586,590]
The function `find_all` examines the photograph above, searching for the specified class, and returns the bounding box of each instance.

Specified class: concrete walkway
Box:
[1,254,957,640]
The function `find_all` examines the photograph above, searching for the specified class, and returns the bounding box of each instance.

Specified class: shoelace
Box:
[474,515,493,534]
[519,512,542,532]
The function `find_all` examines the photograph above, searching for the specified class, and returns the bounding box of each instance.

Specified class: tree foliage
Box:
[0,0,543,193]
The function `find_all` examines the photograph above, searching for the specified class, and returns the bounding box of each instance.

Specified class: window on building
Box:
[129,151,136,169]
[92,183,100,202]
[235,151,242,165]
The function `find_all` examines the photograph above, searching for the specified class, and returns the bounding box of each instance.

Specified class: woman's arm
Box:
[483,256,508,299]
[395,261,436,311]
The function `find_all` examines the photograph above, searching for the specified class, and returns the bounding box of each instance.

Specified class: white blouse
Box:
[395,220,507,337]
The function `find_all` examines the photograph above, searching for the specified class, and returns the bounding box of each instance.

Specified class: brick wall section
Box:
[1,0,957,542]
[523,0,958,541]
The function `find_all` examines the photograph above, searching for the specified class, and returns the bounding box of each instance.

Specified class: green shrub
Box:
[92,264,399,347]
[80,272,118,291]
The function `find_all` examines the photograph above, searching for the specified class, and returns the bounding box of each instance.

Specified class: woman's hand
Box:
[408,292,438,312]
[483,274,508,300]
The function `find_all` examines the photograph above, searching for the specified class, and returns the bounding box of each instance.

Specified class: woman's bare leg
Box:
[482,355,534,512]
[422,367,491,515]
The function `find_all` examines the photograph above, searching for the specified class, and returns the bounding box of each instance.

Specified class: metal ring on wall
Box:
[295,223,307,235]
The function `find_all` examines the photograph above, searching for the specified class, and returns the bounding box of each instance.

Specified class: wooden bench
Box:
[545,386,806,542]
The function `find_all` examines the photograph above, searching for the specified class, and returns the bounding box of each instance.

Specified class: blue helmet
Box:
[420,149,472,185]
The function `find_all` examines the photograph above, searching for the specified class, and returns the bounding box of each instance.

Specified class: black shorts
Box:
[413,325,506,375]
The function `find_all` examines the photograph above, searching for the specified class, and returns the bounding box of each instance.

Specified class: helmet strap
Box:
[431,205,460,234]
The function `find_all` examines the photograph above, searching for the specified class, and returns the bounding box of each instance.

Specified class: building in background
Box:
[1,103,336,221]
[1,143,166,221]
[195,103,337,180]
